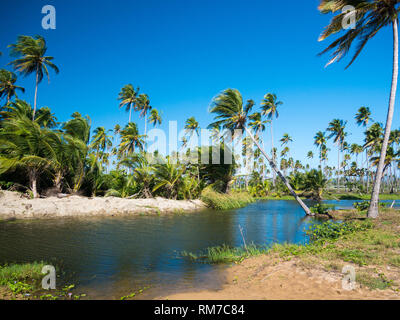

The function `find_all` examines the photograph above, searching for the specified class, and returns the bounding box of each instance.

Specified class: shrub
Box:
[310,203,335,215]
[306,220,373,242]
[353,201,388,212]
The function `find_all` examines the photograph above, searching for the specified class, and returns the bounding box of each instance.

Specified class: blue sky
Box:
[0,0,397,168]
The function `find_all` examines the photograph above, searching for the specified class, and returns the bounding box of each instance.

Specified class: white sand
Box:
[0,191,206,220]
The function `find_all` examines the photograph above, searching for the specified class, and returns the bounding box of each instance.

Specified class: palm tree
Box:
[350,143,364,168]
[118,122,145,156]
[261,93,282,186]
[149,108,162,127]
[355,106,373,127]
[0,69,25,105]
[314,131,327,171]
[118,84,139,123]
[136,93,152,137]
[153,157,184,199]
[90,127,113,155]
[184,116,200,137]
[318,0,400,218]
[280,133,293,147]
[307,151,314,160]
[209,88,312,215]
[0,116,60,197]
[8,35,59,120]
[249,112,269,140]
[327,119,347,190]
[35,106,58,128]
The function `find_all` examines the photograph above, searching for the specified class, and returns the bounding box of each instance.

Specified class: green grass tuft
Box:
[201,188,255,210]
[0,262,47,286]
[182,243,269,264]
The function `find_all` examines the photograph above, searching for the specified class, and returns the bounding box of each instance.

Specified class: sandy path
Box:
[162,256,400,300]
[0,191,205,220]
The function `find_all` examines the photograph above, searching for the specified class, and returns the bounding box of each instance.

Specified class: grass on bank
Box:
[182,208,400,291]
[182,244,269,264]
[0,262,46,286]
[201,188,255,210]
[0,262,47,296]
[259,193,400,201]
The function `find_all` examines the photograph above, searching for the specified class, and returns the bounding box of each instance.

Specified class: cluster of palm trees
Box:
[318,0,400,218]
[1,0,399,220]
[0,35,236,200]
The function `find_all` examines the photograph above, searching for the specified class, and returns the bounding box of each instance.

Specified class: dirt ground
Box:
[162,255,400,300]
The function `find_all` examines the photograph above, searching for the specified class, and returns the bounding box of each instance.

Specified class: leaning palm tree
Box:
[8,35,59,120]
[0,69,25,105]
[261,93,283,186]
[118,84,139,123]
[209,88,312,215]
[0,116,60,197]
[318,0,400,218]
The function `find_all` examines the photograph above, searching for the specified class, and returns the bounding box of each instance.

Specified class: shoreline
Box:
[0,191,206,220]
[162,208,400,300]
[161,255,400,300]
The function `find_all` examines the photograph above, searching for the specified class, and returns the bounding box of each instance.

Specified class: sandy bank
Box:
[0,191,206,220]
[162,255,400,300]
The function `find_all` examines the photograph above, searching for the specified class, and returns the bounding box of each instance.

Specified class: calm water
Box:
[0,199,395,299]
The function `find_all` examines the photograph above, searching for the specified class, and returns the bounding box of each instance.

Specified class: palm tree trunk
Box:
[270,122,276,187]
[129,106,132,123]
[245,126,312,215]
[29,169,39,198]
[144,113,148,151]
[366,150,369,192]
[368,19,399,218]
[33,67,39,120]
[337,144,340,192]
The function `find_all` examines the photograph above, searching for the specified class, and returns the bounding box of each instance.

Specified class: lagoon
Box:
[0,199,396,299]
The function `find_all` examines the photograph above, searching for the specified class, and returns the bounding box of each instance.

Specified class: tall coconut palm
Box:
[149,108,162,127]
[327,119,347,190]
[0,69,25,105]
[118,122,145,156]
[209,88,312,215]
[118,84,139,123]
[307,151,314,160]
[249,112,269,139]
[314,131,327,171]
[318,0,400,218]
[8,35,59,120]
[355,106,373,127]
[261,93,282,186]
[136,93,152,137]
[184,117,200,137]
[280,133,293,147]
[90,127,113,155]
[355,106,374,188]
